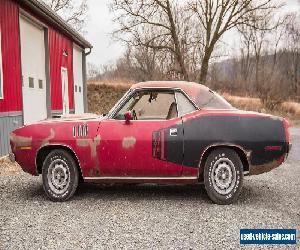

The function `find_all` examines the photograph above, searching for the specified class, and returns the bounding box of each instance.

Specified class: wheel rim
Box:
[210,157,237,195]
[47,159,70,195]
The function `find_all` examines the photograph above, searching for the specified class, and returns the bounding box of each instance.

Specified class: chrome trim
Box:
[174,90,198,117]
[72,126,76,137]
[107,89,132,118]
[84,176,198,181]
[170,128,178,136]
[198,143,252,175]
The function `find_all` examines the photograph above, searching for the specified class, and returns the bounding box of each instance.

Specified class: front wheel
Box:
[42,149,79,202]
[204,148,244,205]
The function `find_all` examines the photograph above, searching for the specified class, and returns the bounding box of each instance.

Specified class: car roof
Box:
[131,81,210,103]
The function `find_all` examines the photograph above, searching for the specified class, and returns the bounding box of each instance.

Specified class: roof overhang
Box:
[18,0,92,49]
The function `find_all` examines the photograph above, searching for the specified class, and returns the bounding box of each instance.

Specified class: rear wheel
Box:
[204,148,244,205]
[42,149,79,202]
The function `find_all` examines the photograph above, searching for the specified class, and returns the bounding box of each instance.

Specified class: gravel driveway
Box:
[0,129,299,250]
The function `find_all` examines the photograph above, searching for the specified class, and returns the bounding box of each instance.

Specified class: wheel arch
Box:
[36,144,83,180]
[198,144,250,180]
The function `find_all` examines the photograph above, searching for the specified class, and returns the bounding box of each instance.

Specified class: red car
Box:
[9,81,291,204]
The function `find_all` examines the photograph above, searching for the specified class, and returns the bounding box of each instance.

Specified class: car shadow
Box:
[21,178,278,206]
[74,183,211,203]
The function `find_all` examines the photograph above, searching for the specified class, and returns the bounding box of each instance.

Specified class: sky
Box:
[85,0,300,67]
[85,0,124,67]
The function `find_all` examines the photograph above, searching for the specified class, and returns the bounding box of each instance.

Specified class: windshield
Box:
[107,90,132,117]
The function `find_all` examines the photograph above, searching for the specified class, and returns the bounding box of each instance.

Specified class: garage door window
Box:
[0,30,3,99]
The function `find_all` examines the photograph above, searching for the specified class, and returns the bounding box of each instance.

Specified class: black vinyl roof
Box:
[19,0,92,49]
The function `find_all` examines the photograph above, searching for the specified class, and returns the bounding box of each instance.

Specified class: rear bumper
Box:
[249,160,281,176]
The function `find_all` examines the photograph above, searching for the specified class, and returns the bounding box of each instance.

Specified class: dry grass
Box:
[88,83,129,115]
[223,92,300,126]
[87,82,300,126]
[88,80,134,88]
[0,156,21,176]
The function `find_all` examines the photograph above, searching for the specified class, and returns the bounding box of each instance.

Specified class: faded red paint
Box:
[10,113,197,178]
[49,28,74,111]
[11,107,289,181]
[10,109,276,177]
[10,83,289,183]
[98,118,184,177]
[0,0,22,112]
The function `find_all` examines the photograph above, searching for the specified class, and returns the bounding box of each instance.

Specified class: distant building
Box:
[0,0,92,156]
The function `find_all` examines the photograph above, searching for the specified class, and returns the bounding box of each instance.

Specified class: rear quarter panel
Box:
[174,110,288,174]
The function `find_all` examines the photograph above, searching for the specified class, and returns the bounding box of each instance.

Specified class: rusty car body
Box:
[9,81,291,204]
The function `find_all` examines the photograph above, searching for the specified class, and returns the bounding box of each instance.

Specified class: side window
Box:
[114,91,177,120]
[0,29,3,99]
[176,92,196,117]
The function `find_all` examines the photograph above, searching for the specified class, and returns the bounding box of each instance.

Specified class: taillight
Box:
[283,118,290,143]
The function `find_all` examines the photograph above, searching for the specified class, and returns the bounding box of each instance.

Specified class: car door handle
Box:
[170,128,178,136]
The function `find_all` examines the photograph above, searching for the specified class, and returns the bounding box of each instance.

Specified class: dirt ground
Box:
[0,157,21,176]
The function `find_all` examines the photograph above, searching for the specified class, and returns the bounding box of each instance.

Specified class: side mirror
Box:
[124,111,133,124]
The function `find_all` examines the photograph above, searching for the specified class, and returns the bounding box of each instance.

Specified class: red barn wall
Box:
[48,28,74,111]
[0,0,22,113]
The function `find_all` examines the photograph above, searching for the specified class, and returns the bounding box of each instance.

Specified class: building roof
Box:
[131,81,209,104]
[19,0,92,49]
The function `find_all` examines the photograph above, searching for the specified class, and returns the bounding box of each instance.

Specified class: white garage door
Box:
[20,16,47,124]
[73,44,84,114]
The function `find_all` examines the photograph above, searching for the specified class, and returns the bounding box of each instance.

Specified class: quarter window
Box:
[176,92,197,116]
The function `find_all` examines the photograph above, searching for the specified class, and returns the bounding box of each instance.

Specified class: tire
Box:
[42,149,79,202]
[203,148,244,205]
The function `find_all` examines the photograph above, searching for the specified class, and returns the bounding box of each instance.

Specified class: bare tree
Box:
[238,25,254,83]
[87,63,101,81]
[43,0,88,32]
[111,0,192,80]
[190,0,281,83]
[284,12,300,99]
[236,8,288,108]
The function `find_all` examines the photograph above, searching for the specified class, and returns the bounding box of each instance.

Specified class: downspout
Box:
[82,47,92,113]
[85,47,92,56]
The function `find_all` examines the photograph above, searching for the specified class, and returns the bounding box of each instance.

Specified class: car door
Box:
[97,89,184,177]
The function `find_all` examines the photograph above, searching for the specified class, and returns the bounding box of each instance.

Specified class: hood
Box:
[25,113,105,126]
